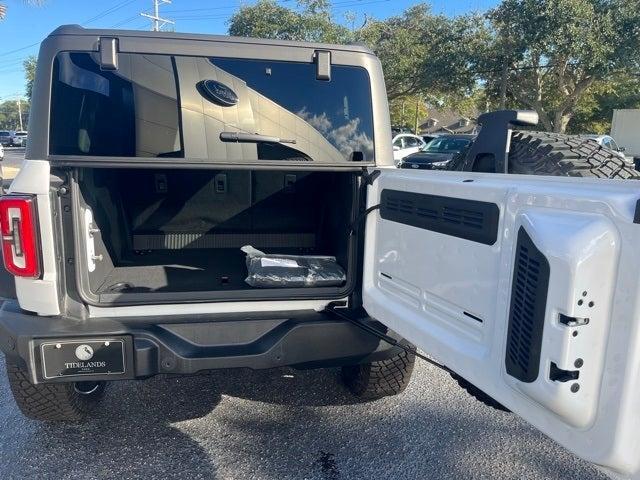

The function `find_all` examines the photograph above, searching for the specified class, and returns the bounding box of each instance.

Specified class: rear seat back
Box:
[111,169,328,250]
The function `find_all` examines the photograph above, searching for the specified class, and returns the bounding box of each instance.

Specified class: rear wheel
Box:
[508,131,640,179]
[6,363,105,422]
[450,373,510,412]
[341,349,415,400]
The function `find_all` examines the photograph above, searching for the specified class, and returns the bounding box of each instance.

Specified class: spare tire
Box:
[508,131,640,179]
[447,130,640,179]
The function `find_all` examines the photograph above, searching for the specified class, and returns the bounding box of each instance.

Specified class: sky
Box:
[0,0,499,100]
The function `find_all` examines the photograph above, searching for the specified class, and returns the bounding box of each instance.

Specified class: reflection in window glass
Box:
[50,52,182,157]
[209,58,374,162]
[49,52,374,163]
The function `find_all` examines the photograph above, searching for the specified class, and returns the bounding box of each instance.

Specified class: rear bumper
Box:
[0,301,401,384]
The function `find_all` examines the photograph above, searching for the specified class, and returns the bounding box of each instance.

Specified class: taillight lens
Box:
[0,195,40,278]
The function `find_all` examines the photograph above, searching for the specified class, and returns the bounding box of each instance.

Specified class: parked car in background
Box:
[611,109,640,165]
[584,135,627,161]
[421,134,438,144]
[391,126,412,136]
[392,133,426,162]
[13,131,27,147]
[0,131,16,147]
[399,134,475,169]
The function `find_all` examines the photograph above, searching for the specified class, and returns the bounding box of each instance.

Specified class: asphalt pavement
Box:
[0,353,607,480]
[0,149,607,479]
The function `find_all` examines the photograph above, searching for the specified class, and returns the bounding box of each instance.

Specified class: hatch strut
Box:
[324,304,451,373]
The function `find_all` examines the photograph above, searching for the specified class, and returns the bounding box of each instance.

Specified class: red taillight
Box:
[0,195,40,278]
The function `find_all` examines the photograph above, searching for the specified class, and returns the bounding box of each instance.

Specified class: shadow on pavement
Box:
[0,359,607,480]
[0,367,221,479]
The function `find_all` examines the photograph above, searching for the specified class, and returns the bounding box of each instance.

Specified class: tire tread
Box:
[342,349,415,400]
[509,131,640,179]
[6,363,104,422]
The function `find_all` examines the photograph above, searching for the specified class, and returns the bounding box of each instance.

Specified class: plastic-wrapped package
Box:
[241,245,346,288]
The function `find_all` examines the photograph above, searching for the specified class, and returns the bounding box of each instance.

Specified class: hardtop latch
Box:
[559,313,590,327]
[99,37,119,70]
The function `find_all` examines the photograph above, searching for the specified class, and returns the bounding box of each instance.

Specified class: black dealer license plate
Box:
[40,339,125,379]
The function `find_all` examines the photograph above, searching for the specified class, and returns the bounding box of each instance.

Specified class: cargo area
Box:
[72,168,358,304]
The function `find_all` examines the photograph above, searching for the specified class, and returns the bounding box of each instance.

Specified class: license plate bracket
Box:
[40,339,126,380]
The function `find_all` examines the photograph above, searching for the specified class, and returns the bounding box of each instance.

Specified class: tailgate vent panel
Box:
[380,189,500,245]
[505,227,550,383]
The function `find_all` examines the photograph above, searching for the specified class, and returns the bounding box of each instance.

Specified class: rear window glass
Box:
[49,52,374,163]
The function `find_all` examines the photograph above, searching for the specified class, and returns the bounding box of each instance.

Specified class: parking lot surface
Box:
[0,353,606,480]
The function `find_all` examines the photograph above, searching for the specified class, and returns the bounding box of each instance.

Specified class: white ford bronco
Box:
[2,26,640,480]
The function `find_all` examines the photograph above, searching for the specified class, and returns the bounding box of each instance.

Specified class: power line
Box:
[83,0,140,25]
[112,13,143,28]
[163,4,241,14]
[141,0,174,31]
[0,0,141,62]
[0,42,40,59]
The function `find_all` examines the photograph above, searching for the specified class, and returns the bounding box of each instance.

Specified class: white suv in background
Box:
[392,133,426,162]
[584,134,627,160]
[13,131,27,147]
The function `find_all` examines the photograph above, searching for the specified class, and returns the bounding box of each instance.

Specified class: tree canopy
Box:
[23,56,37,100]
[358,5,489,102]
[484,0,640,132]
[0,99,29,130]
[229,1,488,128]
[8,0,634,135]
[228,0,351,43]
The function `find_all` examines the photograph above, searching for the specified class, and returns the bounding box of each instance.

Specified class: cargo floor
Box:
[95,248,319,294]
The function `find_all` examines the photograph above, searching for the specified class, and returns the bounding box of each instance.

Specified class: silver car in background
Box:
[0,131,15,147]
[584,134,627,160]
[13,131,27,147]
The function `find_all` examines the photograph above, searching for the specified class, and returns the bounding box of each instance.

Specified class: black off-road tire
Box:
[447,130,640,179]
[508,131,640,179]
[6,363,105,422]
[450,373,510,412]
[341,349,415,400]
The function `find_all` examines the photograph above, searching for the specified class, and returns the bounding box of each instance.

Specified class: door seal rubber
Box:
[361,169,380,186]
[349,204,381,235]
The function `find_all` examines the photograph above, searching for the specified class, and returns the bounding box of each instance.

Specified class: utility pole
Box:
[499,57,508,110]
[414,95,421,135]
[16,98,23,131]
[141,0,174,32]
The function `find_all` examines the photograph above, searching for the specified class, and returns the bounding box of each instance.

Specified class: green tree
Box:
[358,4,489,101]
[389,95,429,131]
[228,0,351,43]
[229,1,487,110]
[0,99,29,130]
[23,55,37,100]
[569,74,640,134]
[485,0,640,132]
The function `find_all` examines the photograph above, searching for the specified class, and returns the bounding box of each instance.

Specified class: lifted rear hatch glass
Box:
[49,52,374,164]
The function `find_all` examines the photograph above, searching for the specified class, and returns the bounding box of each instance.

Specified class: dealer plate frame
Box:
[40,338,126,380]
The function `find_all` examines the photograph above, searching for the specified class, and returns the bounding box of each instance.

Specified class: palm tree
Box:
[0,1,45,20]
